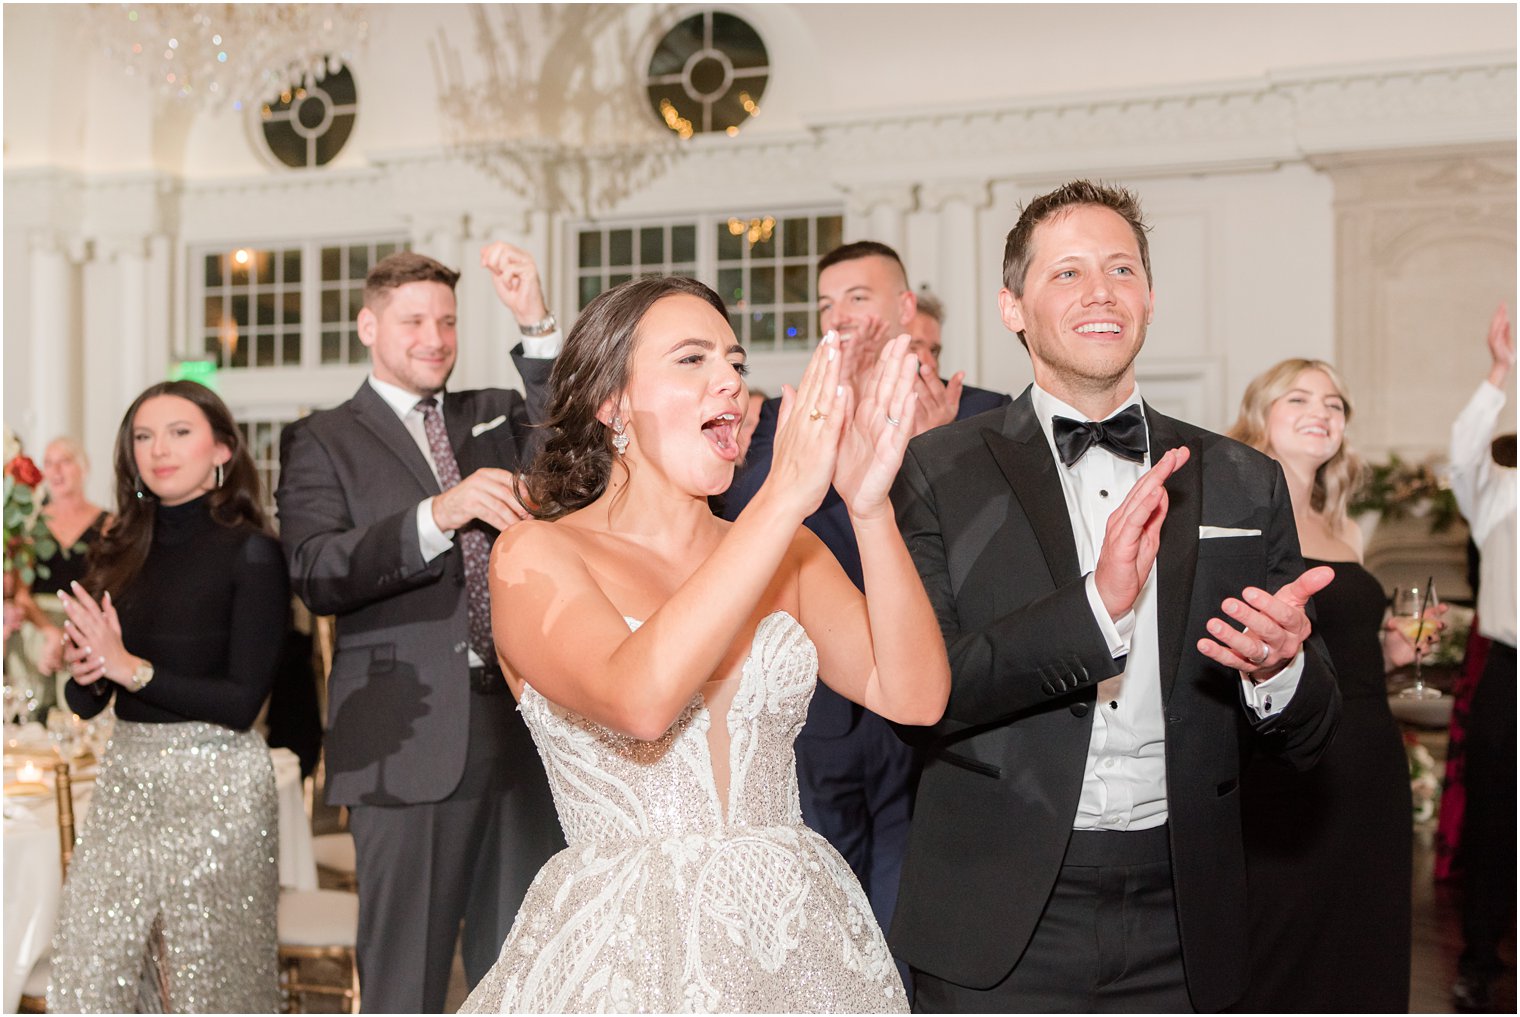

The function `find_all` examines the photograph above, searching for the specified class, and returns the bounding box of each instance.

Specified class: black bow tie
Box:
[1053,405,1148,467]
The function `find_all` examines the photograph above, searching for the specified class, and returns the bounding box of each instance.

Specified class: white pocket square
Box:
[471,415,507,437]
[1199,526,1261,539]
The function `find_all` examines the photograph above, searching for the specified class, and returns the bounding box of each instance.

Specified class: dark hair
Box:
[1001,180,1152,346]
[85,381,269,600]
[817,240,909,286]
[524,276,729,519]
[363,251,460,312]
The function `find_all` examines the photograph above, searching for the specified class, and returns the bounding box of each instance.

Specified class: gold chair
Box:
[276,888,360,1013]
[16,760,77,1013]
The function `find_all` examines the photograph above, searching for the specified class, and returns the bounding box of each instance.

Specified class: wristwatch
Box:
[518,313,558,337]
[128,659,155,693]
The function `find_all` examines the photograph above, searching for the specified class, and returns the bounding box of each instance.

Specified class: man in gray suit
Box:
[277,244,564,1012]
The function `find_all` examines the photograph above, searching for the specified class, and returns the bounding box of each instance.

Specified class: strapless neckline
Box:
[520,610,808,829]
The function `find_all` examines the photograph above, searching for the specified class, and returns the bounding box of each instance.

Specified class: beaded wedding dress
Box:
[460,612,907,1014]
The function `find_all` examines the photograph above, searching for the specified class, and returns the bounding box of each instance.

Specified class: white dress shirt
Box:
[366,331,560,669]
[1029,383,1301,832]
[1449,381,1516,647]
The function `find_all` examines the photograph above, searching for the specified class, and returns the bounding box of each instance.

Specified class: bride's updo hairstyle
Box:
[524,276,730,519]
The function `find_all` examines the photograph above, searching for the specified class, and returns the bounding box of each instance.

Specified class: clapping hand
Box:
[480,242,550,328]
[1198,565,1336,682]
[58,581,137,688]
[768,333,848,522]
[833,334,920,520]
[910,362,964,436]
[1092,447,1191,620]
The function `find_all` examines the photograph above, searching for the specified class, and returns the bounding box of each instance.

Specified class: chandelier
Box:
[429,5,683,216]
[91,3,370,111]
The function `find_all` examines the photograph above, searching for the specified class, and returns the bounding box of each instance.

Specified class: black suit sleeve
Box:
[892,443,1123,743]
[1242,460,1340,770]
[276,419,446,618]
[511,343,555,459]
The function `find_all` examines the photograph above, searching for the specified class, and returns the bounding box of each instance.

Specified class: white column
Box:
[145,234,173,383]
[919,180,992,381]
[105,237,151,399]
[26,231,74,450]
[843,184,917,250]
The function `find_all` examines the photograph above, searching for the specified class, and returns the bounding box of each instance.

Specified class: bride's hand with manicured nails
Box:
[833,333,919,521]
[765,332,847,522]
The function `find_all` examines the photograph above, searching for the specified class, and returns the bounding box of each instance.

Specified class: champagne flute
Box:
[1392,583,1442,700]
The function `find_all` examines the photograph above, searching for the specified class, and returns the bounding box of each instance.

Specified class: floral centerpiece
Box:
[4,426,60,588]
[1350,454,1460,534]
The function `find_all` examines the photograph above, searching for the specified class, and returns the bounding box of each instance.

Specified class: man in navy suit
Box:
[722,241,1009,938]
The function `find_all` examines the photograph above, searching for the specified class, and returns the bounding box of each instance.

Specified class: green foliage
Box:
[1350,453,1461,534]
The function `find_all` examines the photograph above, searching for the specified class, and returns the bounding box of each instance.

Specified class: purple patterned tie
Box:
[417,398,494,665]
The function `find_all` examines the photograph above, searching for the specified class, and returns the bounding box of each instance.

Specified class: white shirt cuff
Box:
[521,330,562,359]
[1240,647,1304,718]
[417,498,454,562]
[1085,572,1133,659]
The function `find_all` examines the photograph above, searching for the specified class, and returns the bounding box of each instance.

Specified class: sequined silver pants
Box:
[48,720,280,1013]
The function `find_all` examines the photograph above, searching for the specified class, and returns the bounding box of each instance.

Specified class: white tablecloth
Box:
[2,738,316,1012]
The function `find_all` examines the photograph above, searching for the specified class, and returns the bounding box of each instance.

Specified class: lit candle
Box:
[16,761,42,784]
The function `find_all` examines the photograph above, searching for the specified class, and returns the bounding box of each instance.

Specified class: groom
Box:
[889,181,1341,1012]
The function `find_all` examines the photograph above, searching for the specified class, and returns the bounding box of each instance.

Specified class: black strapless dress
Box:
[1236,558,1412,1013]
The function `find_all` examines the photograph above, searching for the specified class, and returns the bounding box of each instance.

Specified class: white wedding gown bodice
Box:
[460,611,907,1014]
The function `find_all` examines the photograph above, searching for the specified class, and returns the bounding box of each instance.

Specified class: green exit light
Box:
[170,360,218,388]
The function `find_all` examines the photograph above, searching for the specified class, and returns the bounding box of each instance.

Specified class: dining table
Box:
[2,723,316,1012]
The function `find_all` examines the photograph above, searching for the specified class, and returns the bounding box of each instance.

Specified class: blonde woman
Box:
[1227,359,1421,1012]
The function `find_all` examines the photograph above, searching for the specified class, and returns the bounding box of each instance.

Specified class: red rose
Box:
[5,455,42,487]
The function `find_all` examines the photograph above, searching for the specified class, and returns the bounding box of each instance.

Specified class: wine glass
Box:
[1392,584,1442,700]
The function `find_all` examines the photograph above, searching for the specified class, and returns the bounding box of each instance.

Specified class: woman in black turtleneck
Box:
[49,380,288,1014]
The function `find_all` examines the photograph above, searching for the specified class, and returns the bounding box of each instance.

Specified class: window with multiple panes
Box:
[236,417,293,523]
[571,209,843,351]
[191,236,409,371]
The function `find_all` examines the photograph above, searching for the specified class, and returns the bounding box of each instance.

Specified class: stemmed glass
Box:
[1392,583,1442,700]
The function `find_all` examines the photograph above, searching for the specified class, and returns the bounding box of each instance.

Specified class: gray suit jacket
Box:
[276,350,551,806]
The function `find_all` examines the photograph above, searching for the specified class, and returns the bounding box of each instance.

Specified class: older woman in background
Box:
[35,437,111,595]
[1227,359,1422,1012]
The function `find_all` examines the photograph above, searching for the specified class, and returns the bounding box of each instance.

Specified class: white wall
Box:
[3,3,1515,505]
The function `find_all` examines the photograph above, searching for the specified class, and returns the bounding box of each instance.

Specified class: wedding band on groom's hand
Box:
[1250,642,1271,666]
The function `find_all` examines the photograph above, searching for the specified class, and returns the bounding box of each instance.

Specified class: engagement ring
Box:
[808,408,827,422]
[885,413,901,427]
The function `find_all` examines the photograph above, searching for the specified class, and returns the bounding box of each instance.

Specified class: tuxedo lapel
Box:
[983,391,1082,586]
[1147,405,1202,699]
[349,382,440,496]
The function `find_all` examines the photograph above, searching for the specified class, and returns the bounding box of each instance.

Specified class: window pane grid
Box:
[191,236,406,373]
[572,211,841,350]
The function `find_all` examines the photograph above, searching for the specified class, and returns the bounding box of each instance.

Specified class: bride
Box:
[460,276,949,1013]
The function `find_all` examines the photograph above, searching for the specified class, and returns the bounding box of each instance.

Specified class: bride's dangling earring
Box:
[215,463,224,488]
[611,416,629,457]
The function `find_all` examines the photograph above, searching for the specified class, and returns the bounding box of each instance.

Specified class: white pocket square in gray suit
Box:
[471,415,507,437]
[1198,526,1262,539]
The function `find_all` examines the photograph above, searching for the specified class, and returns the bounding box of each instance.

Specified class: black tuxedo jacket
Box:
[275,350,552,806]
[888,387,1340,1011]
